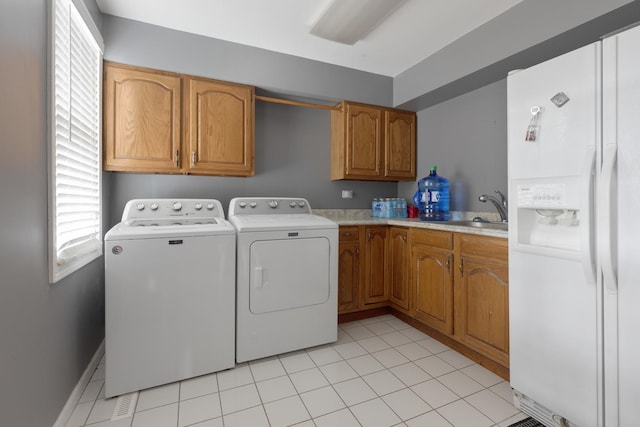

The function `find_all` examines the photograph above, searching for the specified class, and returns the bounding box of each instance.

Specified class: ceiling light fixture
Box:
[310,0,407,45]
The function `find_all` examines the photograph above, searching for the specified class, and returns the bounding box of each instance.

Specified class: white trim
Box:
[52,340,105,427]
[70,0,104,52]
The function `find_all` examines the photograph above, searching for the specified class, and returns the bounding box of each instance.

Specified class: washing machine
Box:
[104,199,236,398]
[228,197,338,363]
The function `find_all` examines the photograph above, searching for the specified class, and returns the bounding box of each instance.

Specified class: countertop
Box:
[313,209,508,239]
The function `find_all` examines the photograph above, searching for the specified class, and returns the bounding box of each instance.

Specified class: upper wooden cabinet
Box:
[103,65,182,173]
[331,101,416,181]
[186,77,254,175]
[385,110,416,179]
[103,62,255,176]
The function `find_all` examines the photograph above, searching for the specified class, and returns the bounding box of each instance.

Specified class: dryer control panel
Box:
[228,197,312,216]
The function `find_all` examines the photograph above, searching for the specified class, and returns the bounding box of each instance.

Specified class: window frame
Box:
[48,0,104,284]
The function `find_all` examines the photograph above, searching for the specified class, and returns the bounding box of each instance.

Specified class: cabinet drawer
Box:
[457,234,507,260]
[339,226,360,241]
[409,228,453,250]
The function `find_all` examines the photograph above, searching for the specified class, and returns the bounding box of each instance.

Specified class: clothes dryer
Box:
[228,197,338,363]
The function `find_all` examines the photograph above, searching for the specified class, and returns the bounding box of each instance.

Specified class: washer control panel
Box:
[122,199,225,221]
[228,197,311,216]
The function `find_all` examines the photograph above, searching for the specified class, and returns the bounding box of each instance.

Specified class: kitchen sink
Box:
[446,220,508,231]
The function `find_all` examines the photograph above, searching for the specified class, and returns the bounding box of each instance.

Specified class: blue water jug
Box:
[413,166,450,221]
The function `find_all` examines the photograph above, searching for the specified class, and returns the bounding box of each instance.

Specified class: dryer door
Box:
[249,237,330,313]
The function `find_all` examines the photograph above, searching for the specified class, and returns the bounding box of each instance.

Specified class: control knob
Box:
[268,200,278,209]
[136,203,145,211]
[172,202,182,211]
[194,203,202,210]
[239,201,247,208]
[150,203,158,211]
[206,203,215,210]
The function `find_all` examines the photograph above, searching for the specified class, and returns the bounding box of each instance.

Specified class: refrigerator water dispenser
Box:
[519,208,580,251]
[512,178,584,256]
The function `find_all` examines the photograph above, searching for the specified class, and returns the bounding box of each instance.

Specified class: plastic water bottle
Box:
[413,166,450,221]
[371,198,383,218]
[397,198,407,218]
[383,198,393,218]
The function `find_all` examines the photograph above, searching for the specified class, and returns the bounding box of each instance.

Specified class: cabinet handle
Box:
[446,254,451,271]
[343,232,352,237]
[191,151,196,167]
[356,247,360,256]
[175,149,180,168]
[459,257,464,276]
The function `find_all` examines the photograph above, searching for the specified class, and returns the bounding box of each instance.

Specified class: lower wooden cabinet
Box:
[363,226,389,305]
[337,223,509,374]
[454,234,509,367]
[410,229,454,335]
[338,225,390,314]
[389,227,410,311]
[338,227,360,313]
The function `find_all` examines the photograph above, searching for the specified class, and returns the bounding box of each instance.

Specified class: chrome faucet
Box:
[479,190,508,222]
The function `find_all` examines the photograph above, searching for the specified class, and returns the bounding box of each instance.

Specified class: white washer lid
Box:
[228,214,337,232]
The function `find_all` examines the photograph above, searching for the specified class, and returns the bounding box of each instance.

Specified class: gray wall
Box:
[102,15,392,106]
[394,0,640,110]
[102,15,397,218]
[399,79,508,214]
[395,0,640,214]
[0,1,106,426]
[110,102,397,223]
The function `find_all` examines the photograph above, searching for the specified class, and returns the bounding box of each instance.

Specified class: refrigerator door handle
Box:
[600,144,618,292]
[581,147,597,286]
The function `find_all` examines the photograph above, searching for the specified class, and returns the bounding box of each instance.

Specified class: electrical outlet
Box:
[341,190,353,199]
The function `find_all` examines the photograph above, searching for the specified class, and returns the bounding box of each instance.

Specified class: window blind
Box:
[50,0,103,283]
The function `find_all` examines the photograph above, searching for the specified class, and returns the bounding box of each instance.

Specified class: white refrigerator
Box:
[507,24,640,427]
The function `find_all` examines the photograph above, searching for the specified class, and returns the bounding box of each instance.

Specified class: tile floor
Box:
[66,314,529,427]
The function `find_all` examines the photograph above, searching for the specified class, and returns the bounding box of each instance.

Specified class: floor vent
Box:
[111,391,138,420]
[508,417,545,427]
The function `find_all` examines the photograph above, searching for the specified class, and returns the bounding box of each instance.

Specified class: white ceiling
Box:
[96,0,524,77]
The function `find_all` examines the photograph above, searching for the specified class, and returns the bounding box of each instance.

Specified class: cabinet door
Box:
[186,78,254,176]
[389,227,409,311]
[345,103,383,178]
[338,240,360,313]
[103,64,181,172]
[384,110,416,180]
[363,226,389,304]
[412,243,453,334]
[456,255,509,366]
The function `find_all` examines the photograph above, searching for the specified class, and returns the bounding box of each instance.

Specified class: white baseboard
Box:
[53,340,105,427]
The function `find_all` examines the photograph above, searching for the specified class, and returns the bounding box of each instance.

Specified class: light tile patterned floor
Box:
[66,314,529,427]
